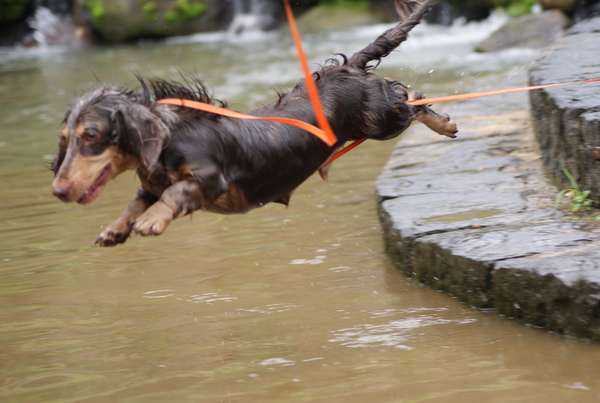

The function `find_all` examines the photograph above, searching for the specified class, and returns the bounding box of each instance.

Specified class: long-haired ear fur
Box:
[51,138,67,176]
[113,103,170,173]
[51,109,73,175]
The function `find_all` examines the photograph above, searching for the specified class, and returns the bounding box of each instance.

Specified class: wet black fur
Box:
[52,0,454,246]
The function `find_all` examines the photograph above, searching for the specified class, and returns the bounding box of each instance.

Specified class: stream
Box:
[2,15,600,402]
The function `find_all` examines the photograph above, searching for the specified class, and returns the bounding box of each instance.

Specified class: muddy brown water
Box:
[2,20,600,402]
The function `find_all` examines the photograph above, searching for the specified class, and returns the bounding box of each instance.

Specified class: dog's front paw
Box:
[96,219,132,247]
[131,202,173,236]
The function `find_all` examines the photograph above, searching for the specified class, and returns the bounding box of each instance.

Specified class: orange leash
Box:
[158,0,600,169]
[326,77,600,165]
[321,139,366,167]
[408,77,600,106]
[159,78,600,166]
[282,0,336,146]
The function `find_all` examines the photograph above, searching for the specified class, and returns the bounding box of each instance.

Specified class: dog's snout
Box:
[52,182,71,202]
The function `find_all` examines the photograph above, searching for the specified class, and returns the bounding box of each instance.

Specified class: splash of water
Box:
[28,7,62,47]
[227,0,278,34]
[26,6,85,47]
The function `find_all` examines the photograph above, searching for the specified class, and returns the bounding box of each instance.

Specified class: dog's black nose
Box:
[52,185,70,201]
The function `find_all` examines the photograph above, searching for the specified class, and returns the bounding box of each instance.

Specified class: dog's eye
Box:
[84,131,97,141]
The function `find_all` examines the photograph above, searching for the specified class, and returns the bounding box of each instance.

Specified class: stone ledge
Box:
[377,109,600,341]
[529,17,600,202]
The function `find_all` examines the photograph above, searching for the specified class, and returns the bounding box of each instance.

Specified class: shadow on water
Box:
[2,17,600,402]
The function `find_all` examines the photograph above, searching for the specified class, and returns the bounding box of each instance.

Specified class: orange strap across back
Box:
[157,98,334,145]
[159,0,337,147]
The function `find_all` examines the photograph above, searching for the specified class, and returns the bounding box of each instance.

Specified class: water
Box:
[2,15,600,402]
[228,0,278,34]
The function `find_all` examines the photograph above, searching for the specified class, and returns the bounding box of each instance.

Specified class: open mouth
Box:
[77,165,111,204]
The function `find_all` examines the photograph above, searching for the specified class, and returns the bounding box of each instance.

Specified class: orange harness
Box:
[158,0,600,167]
[158,97,335,146]
[159,0,336,147]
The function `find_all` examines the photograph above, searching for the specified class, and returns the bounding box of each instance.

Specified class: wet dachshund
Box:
[51,0,457,246]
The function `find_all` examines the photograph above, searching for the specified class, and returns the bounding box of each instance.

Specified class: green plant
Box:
[165,0,207,22]
[323,0,370,9]
[143,1,157,18]
[554,164,600,220]
[0,0,30,22]
[492,0,536,16]
[85,0,105,24]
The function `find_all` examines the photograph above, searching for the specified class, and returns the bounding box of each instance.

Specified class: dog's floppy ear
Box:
[113,103,169,173]
[51,109,73,176]
[51,134,68,176]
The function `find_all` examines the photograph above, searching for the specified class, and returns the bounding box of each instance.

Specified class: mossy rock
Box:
[83,0,212,43]
[0,0,31,22]
[296,2,384,33]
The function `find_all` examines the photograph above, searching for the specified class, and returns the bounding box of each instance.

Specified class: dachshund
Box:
[51,0,457,246]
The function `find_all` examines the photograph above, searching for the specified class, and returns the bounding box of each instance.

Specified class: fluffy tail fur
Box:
[349,0,436,70]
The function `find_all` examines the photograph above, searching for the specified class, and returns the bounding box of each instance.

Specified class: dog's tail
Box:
[349,0,436,70]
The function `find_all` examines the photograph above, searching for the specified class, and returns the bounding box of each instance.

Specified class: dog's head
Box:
[52,86,172,204]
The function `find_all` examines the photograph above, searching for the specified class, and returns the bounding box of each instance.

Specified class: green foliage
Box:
[492,0,537,16]
[165,0,207,23]
[323,0,370,9]
[554,164,600,220]
[85,0,105,24]
[0,0,31,22]
[142,1,157,19]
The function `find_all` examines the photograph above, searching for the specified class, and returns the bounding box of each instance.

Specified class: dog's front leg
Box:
[131,178,219,237]
[95,189,153,246]
[131,197,175,237]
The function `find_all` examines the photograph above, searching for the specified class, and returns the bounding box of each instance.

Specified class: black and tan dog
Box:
[51,0,457,246]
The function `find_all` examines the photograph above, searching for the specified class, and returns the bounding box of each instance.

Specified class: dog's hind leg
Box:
[96,191,151,246]
[385,78,458,138]
[409,90,458,138]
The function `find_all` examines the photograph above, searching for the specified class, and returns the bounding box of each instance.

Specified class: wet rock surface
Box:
[529,17,600,202]
[475,11,570,52]
[377,106,600,341]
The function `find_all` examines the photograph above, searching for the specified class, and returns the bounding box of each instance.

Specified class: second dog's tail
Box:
[349,0,436,70]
